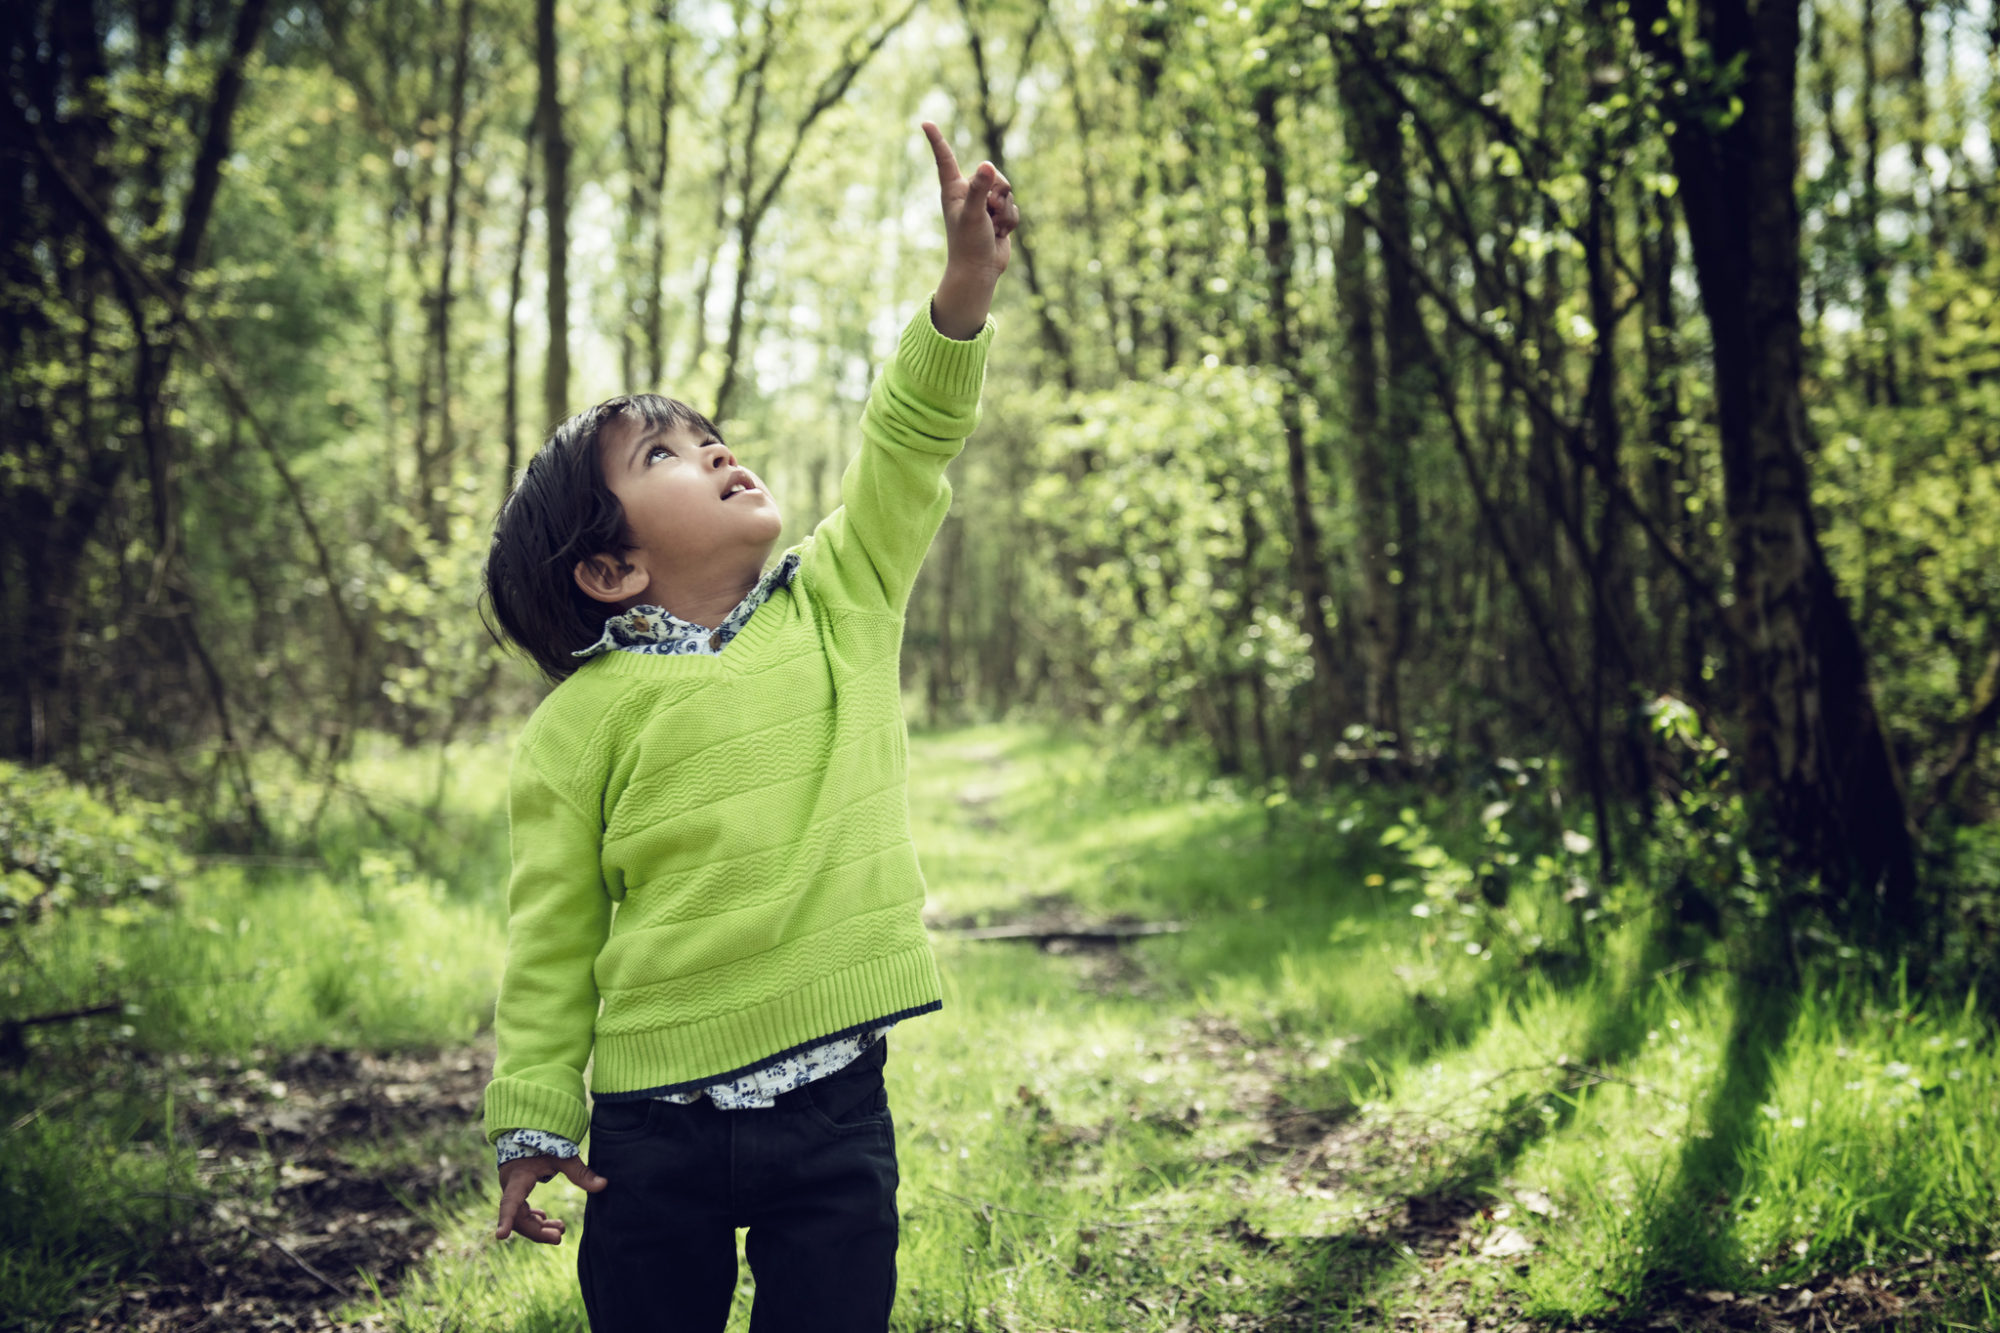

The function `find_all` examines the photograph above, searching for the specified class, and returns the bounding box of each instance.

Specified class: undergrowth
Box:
[1,724,1995,1330]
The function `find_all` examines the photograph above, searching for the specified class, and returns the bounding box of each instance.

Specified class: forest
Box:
[3,0,1998,1328]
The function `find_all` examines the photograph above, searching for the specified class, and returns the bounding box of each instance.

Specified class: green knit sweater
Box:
[481,305,994,1146]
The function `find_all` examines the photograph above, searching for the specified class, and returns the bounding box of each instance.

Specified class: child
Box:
[477,122,1017,1333]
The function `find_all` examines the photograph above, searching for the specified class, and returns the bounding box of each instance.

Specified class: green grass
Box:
[3,723,1996,1330]
[0,735,513,1329]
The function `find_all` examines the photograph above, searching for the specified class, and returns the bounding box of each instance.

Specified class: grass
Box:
[2,722,1996,1330]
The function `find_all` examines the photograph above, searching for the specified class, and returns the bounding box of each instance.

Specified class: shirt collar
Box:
[572,550,800,660]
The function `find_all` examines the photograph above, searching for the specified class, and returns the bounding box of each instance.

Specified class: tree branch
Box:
[1351,200,1738,647]
[1918,637,2000,824]
[19,112,362,657]
[171,0,272,280]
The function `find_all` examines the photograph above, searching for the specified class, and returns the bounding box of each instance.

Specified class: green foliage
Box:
[1812,252,2000,812]
[1021,367,1310,770]
[1934,821,2000,993]
[12,0,1999,924]
[0,761,191,929]
[1639,692,1761,926]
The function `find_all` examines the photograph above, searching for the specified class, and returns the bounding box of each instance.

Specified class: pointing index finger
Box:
[921,121,962,187]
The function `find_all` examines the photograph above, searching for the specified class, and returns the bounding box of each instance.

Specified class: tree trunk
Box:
[1631,0,1918,930]
[428,0,473,540]
[502,109,538,501]
[1858,0,1895,405]
[713,0,918,420]
[1048,7,1131,382]
[1636,171,1703,704]
[1580,0,1632,874]
[647,3,677,389]
[1339,62,1413,757]
[538,0,571,428]
[1253,83,1345,739]
[957,0,1074,389]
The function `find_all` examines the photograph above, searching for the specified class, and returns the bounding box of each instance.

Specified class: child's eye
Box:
[646,444,674,464]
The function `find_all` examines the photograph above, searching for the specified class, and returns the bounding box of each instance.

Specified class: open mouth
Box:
[721,473,757,500]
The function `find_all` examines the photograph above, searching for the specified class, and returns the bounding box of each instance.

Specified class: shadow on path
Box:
[1634,936,1802,1296]
[1260,918,1768,1330]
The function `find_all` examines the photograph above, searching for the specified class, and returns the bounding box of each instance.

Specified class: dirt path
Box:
[68,1045,491,1332]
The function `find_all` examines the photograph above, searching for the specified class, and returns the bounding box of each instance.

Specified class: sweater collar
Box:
[572,551,800,660]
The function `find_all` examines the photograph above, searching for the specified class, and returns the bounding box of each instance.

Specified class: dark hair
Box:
[483,393,722,683]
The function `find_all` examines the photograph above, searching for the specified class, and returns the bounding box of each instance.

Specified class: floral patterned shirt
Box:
[495,551,894,1169]
[567,550,801,660]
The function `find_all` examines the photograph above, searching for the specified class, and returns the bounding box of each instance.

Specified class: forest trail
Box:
[87,1035,1933,1333]
[47,726,1987,1332]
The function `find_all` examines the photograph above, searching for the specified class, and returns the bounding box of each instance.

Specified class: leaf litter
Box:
[62,1044,491,1332]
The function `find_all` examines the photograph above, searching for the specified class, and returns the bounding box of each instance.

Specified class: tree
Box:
[1630,0,1917,925]
[709,0,920,421]
[0,0,273,783]
[538,0,571,429]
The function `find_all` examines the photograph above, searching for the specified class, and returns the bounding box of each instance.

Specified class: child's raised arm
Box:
[801,124,1019,612]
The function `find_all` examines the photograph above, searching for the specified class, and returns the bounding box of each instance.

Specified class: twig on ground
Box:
[938,921,1187,945]
[5,1084,81,1134]
[193,854,325,869]
[1564,1061,1690,1110]
[134,1189,354,1298]
[244,1220,352,1298]
[1445,1058,1691,1112]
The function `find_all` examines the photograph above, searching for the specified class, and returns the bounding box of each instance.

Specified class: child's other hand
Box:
[494,1153,608,1243]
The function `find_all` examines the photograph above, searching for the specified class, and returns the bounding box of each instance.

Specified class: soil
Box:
[62,1045,492,1333]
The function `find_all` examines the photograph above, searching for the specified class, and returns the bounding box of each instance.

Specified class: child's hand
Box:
[922,120,1019,340]
[494,1153,608,1243]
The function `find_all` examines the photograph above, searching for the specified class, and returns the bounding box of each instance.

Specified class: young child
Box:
[476,122,1017,1332]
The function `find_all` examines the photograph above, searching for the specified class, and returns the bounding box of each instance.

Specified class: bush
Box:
[0,761,192,928]
[1022,366,1309,774]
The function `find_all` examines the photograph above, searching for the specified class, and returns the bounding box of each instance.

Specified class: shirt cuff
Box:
[495,1126,581,1170]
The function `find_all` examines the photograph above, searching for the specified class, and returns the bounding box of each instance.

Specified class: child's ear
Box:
[574,551,648,605]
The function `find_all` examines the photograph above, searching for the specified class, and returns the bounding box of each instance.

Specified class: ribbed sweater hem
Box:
[591,1000,942,1102]
[589,943,944,1096]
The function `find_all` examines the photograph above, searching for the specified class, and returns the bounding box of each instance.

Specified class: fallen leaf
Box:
[1515,1188,1559,1217]
[1478,1225,1535,1259]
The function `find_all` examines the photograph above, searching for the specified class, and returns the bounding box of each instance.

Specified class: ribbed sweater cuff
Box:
[483,1075,591,1146]
[906,300,996,406]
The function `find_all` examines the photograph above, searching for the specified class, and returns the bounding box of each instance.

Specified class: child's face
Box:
[596,416,783,597]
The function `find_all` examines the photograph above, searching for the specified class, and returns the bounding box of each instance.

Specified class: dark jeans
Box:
[577,1038,900,1333]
